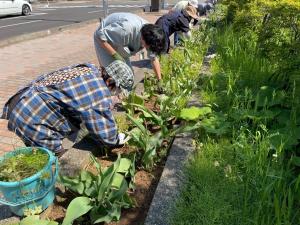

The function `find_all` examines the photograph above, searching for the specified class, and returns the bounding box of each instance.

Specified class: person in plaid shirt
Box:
[1,61,133,157]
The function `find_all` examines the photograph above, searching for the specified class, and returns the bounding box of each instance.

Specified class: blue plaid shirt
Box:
[1,63,118,152]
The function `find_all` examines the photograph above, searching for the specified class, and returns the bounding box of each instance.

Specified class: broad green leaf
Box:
[180,106,211,121]
[126,114,147,134]
[276,109,292,126]
[255,86,286,107]
[117,158,132,173]
[148,132,163,150]
[80,170,94,182]
[80,170,95,192]
[129,93,145,105]
[98,156,121,201]
[20,216,58,225]
[92,205,121,224]
[142,147,156,169]
[62,197,93,225]
[172,122,201,135]
[111,173,125,188]
[200,113,231,135]
[131,103,163,125]
[58,175,85,195]
[269,126,300,150]
[110,178,129,202]
[128,127,147,149]
[90,207,112,224]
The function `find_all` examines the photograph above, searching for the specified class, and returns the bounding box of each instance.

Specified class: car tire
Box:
[22,5,31,16]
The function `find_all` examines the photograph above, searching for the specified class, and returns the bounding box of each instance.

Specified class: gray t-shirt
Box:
[95,13,156,60]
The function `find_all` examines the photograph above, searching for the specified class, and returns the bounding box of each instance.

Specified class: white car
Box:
[0,0,32,17]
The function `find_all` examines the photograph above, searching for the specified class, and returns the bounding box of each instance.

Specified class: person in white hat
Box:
[171,0,198,12]
[169,0,199,45]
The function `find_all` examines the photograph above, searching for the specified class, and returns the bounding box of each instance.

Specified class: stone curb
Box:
[144,133,195,225]
[144,50,214,225]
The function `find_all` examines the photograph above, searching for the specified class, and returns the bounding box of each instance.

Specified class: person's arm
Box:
[151,57,162,80]
[81,106,119,146]
[100,40,125,61]
[178,16,191,33]
[100,40,117,56]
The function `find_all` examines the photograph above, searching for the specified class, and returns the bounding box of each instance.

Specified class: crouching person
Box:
[1,61,133,157]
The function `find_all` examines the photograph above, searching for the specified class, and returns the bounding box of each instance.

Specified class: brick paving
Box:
[0,10,167,156]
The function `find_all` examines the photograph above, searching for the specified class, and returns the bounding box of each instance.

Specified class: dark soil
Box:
[144,96,159,113]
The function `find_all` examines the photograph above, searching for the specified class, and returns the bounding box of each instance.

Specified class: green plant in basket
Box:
[0,148,49,182]
[59,154,135,225]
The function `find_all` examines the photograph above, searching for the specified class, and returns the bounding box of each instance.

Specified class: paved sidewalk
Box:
[0,10,167,156]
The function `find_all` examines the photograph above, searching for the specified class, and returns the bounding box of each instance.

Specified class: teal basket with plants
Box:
[0,147,58,216]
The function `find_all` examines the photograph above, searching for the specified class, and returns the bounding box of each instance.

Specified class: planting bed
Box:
[46,157,166,225]
[39,96,173,225]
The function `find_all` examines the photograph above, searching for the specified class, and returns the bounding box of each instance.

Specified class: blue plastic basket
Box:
[0,147,58,216]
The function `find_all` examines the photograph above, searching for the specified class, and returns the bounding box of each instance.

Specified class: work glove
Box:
[117,133,131,145]
[112,52,125,62]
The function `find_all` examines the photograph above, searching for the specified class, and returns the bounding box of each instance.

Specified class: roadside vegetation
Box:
[169,0,300,224]
[5,0,300,224]
[8,14,210,224]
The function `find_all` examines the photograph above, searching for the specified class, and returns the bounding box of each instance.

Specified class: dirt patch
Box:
[46,154,165,225]
[107,165,164,225]
[144,96,159,113]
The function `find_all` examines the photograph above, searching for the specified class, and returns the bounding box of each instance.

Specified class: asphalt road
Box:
[0,0,157,40]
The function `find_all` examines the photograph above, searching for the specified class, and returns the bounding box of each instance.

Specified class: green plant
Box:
[121,92,145,116]
[126,113,163,170]
[59,154,135,224]
[0,148,49,182]
[156,93,188,121]
[126,104,204,169]
[12,216,58,225]
[114,113,130,133]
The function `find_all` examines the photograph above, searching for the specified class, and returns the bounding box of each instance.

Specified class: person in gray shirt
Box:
[94,13,166,81]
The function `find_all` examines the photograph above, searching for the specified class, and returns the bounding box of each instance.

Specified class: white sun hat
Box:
[188,0,199,9]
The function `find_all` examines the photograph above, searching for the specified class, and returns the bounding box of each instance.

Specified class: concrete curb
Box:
[0,19,99,48]
[144,133,195,225]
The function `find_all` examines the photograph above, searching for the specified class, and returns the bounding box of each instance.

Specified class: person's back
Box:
[155,9,193,52]
[98,13,148,59]
[155,11,190,38]
[102,12,147,29]
[1,63,117,153]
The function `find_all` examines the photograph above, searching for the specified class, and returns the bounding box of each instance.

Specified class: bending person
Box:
[1,61,133,157]
[170,0,199,45]
[94,12,166,81]
[156,5,199,53]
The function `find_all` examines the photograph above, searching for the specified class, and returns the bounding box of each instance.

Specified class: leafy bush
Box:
[59,155,135,224]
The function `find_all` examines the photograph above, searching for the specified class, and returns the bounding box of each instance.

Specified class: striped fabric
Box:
[1,63,118,152]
